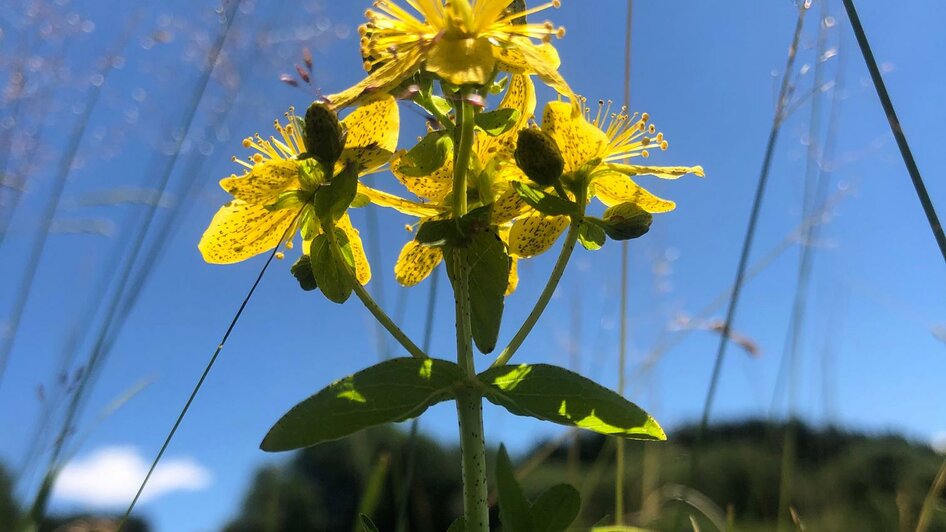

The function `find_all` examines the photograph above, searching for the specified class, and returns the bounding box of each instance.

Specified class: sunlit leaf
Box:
[309,230,352,304]
[261,358,464,451]
[578,221,606,251]
[476,108,520,136]
[511,181,576,217]
[496,444,532,532]
[478,364,665,440]
[314,163,359,224]
[398,131,453,177]
[446,230,510,354]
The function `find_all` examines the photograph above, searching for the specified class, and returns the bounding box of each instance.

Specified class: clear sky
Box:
[1,1,944,530]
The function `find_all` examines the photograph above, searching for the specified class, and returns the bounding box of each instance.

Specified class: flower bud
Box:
[304,102,345,165]
[514,128,564,187]
[290,254,318,291]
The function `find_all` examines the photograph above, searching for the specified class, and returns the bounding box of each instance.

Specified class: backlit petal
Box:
[394,240,443,286]
[606,163,705,180]
[592,172,676,213]
[340,95,400,172]
[477,74,536,160]
[391,148,454,202]
[198,200,297,264]
[358,183,446,218]
[338,214,372,285]
[324,48,424,110]
[496,40,574,103]
[508,214,569,258]
[218,159,301,205]
[542,100,608,174]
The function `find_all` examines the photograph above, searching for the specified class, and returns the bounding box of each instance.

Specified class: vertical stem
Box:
[452,97,489,530]
[453,97,476,220]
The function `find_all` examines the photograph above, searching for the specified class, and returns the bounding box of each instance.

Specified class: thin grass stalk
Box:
[696,3,808,440]
[119,208,298,530]
[915,456,946,532]
[36,4,244,525]
[680,6,809,528]
[840,0,946,264]
[0,22,138,387]
[615,0,634,524]
[775,4,836,526]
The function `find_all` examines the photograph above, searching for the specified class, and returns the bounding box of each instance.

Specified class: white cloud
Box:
[53,446,212,508]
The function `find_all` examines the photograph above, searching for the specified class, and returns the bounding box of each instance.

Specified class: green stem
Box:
[490,207,584,369]
[450,94,489,531]
[326,224,427,360]
[351,282,427,360]
[453,97,476,220]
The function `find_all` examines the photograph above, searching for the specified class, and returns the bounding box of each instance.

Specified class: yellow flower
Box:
[363,74,536,292]
[506,99,705,257]
[198,95,401,288]
[325,0,572,109]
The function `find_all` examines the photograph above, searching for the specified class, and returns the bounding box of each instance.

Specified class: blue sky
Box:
[1,0,945,530]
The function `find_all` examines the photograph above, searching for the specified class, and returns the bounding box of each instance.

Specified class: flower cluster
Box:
[199,0,702,308]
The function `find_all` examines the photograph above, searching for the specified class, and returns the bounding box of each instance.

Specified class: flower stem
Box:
[490,208,584,369]
[453,96,476,220]
[325,223,427,360]
[351,281,428,360]
[451,96,489,531]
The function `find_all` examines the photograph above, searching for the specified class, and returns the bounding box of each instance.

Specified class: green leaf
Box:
[398,131,452,177]
[512,181,576,217]
[478,364,666,440]
[298,158,327,189]
[497,444,532,532]
[530,484,581,532]
[350,192,371,208]
[313,163,359,224]
[430,95,454,118]
[446,231,510,354]
[578,221,606,251]
[261,358,465,451]
[309,230,352,304]
[475,108,520,136]
[446,517,467,532]
[290,255,318,291]
[416,218,462,247]
[597,202,653,241]
[358,514,379,532]
[264,190,310,212]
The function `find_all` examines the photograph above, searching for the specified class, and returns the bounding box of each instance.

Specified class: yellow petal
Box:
[506,256,519,296]
[542,100,608,174]
[339,95,400,172]
[508,214,569,258]
[324,48,424,110]
[394,240,443,287]
[490,177,529,224]
[477,74,536,160]
[218,159,301,204]
[496,40,575,103]
[425,37,496,86]
[337,214,371,285]
[592,172,676,213]
[607,163,705,180]
[198,200,297,264]
[357,184,445,218]
[391,148,454,203]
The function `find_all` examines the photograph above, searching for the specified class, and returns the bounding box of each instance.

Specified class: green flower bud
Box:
[304,102,344,165]
[290,254,318,291]
[514,128,564,187]
[601,202,653,240]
